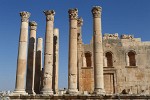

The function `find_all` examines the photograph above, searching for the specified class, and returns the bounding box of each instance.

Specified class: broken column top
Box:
[68,8,78,20]
[54,28,59,36]
[20,11,30,22]
[29,21,37,30]
[91,6,102,18]
[43,10,55,15]
[38,37,43,40]
[29,21,37,26]
[77,17,83,27]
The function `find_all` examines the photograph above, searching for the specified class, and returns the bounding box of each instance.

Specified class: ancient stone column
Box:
[41,10,55,94]
[52,28,59,94]
[77,17,83,90]
[14,11,30,95]
[77,17,83,43]
[92,6,105,94]
[34,38,43,94]
[68,8,78,94]
[26,21,37,94]
[77,17,83,68]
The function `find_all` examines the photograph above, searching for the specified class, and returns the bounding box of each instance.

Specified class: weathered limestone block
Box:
[80,68,94,93]
[103,33,119,40]
[121,34,134,39]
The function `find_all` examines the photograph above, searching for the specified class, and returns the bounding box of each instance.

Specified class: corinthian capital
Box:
[68,8,78,20]
[43,10,55,21]
[77,17,83,27]
[91,6,102,18]
[20,11,30,22]
[29,21,37,30]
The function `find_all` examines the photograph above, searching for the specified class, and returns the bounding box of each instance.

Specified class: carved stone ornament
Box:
[91,6,102,18]
[103,33,119,39]
[20,11,30,22]
[68,8,78,20]
[43,10,55,21]
[77,17,83,27]
[29,21,37,30]
[121,34,134,39]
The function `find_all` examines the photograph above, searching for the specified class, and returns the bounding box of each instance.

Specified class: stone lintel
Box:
[68,8,78,20]
[91,6,102,18]
[20,11,30,22]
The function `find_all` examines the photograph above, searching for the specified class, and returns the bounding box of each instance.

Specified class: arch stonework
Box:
[104,51,113,67]
[84,51,92,67]
[127,50,136,66]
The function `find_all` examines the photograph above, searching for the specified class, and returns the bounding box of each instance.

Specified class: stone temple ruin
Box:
[13,10,59,95]
[8,6,150,99]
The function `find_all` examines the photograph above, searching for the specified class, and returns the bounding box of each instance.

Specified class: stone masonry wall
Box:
[79,34,150,94]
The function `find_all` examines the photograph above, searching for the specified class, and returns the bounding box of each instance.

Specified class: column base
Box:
[93,88,105,95]
[67,89,78,95]
[40,90,53,95]
[11,89,28,96]
[26,90,36,95]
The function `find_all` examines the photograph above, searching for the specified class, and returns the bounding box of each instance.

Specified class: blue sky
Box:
[0,0,150,91]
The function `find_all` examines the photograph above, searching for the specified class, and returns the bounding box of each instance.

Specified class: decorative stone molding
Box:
[20,11,30,22]
[91,6,102,18]
[43,10,55,21]
[29,21,37,30]
[68,8,78,20]
[77,17,83,27]
[121,34,134,39]
[103,33,119,39]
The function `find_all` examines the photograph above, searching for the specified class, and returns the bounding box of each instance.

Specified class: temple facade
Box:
[78,33,150,94]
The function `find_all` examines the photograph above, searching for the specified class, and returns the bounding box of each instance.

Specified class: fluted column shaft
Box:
[14,11,30,94]
[92,6,105,94]
[41,10,55,94]
[53,28,59,94]
[34,38,43,94]
[68,8,78,94]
